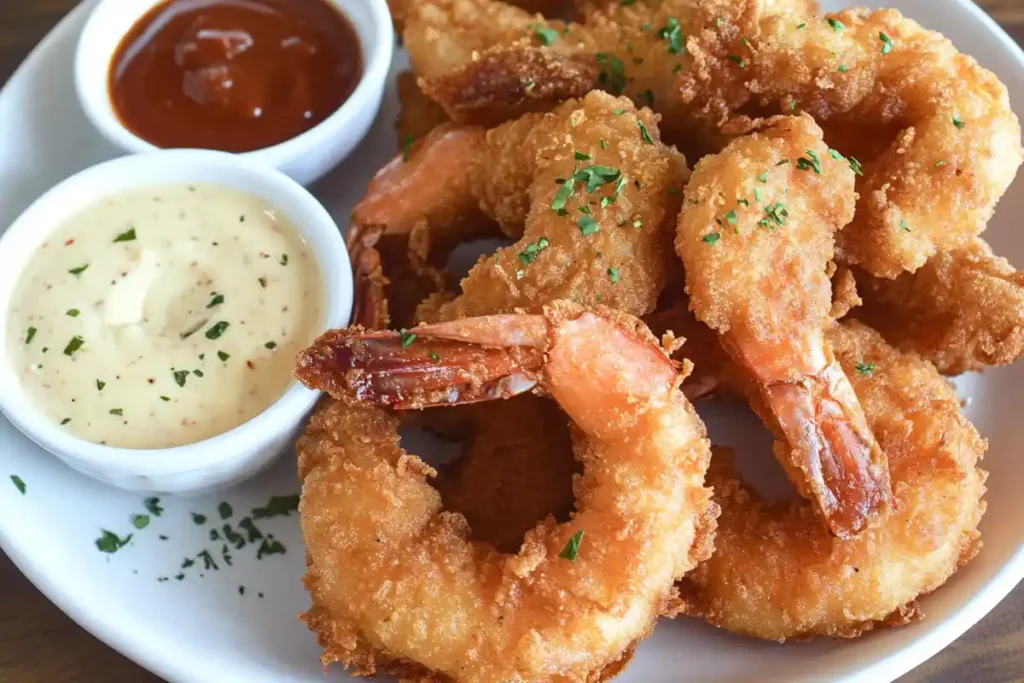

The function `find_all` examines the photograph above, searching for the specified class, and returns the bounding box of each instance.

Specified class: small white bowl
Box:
[74,0,393,186]
[0,150,352,495]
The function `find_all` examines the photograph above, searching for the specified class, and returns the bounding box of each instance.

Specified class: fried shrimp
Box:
[351,92,688,326]
[679,321,988,641]
[678,5,1023,277]
[676,114,890,538]
[852,239,1024,375]
[295,302,716,682]
[396,71,451,148]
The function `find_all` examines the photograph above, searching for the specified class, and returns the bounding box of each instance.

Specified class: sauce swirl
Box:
[7,183,324,449]
[110,0,363,152]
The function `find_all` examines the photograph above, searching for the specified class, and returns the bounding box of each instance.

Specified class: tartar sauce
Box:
[7,183,324,449]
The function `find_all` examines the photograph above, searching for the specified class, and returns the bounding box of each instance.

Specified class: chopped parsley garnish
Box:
[399,329,417,348]
[764,203,789,227]
[637,119,654,144]
[264,341,277,350]
[192,512,207,525]
[797,149,822,174]
[219,502,233,519]
[66,309,80,317]
[252,494,300,519]
[132,514,150,529]
[238,517,264,542]
[578,216,600,236]
[68,264,89,276]
[109,408,123,416]
[600,139,607,149]
[827,17,845,32]
[145,497,163,516]
[575,150,592,161]
[217,350,230,361]
[258,277,267,288]
[519,237,550,265]
[559,529,585,562]
[25,327,36,344]
[855,361,877,377]
[198,549,219,570]
[160,395,171,401]
[573,165,621,192]
[207,293,224,308]
[727,55,746,68]
[96,530,132,553]
[60,418,71,425]
[257,536,287,560]
[113,228,136,243]
[702,232,721,245]
[737,198,749,206]
[753,188,766,204]
[401,135,415,162]
[900,219,910,232]
[63,335,84,356]
[612,108,626,115]
[756,170,769,183]
[879,32,893,54]
[724,210,738,225]
[429,349,441,362]
[279,254,288,266]
[952,115,966,129]
[173,369,189,387]
[936,160,948,167]
[829,149,845,161]
[796,22,807,29]
[205,321,229,339]
[607,267,620,283]
[10,475,25,495]
[533,25,559,45]
[551,177,576,211]
[595,53,626,94]
[848,156,864,176]
[838,64,848,73]
[658,17,684,54]
[96,380,105,390]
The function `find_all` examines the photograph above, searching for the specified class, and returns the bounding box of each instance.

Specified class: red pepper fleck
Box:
[246,360,255,370]
[65,238,75,246]
[148,378,155,384]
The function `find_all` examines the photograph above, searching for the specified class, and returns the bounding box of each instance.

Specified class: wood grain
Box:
[0,1,1022,682]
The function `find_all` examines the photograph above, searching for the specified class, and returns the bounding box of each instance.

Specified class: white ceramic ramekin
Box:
[0,150,352,495]
[73,0,393,186]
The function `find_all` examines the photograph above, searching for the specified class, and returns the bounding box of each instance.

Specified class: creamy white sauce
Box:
[7,183,324,449]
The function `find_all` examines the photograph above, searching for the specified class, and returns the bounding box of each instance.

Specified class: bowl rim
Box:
[72,0,394,169]
[0,149,351,478]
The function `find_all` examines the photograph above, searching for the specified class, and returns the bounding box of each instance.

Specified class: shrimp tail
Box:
[765,361,892,538]
[295,319,547,409]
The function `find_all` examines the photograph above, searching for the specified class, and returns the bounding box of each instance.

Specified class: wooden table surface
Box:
[1,1,1023,681]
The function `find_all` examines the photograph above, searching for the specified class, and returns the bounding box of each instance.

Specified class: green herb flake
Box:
[198,549,219,570]
[797,149,822,174]
[936,160,948,167]
[10,475,25,495]
[827,17,845,32]
[776,159,791,166]
[24,327,37,344]
[855,361,877,377]
[838,64,848,73]
[879,32,893,54]
[96,530,133,553]
[578,216,600,236]
[264,341,277,350]
[132,514,150,529]
[724,210,738,225]
[145,497,163,516]
[399,329,417,348]
[727,55,746,68]
[68,264,89,276]
[66,309,80,317]
[849,156,864,176]
[575,150,592,161]
[612,108,626,115]
[173,369,189,387]
[256,536,287,560]
[900,219,910,232]
[63,335,84,356]
[559,529,585,562]
[757,170,769,183]
[192,512,207,525]
[737,198,749,207]
[764,202,789,227]
[113,228,137,243]
[96,379,105,391]
[205,321,229,340]
[657,17,684,54]
[573,165,621,192]
[607,267,620,283]
[258,277,267,288]
[952,115,966,129]
[534,25,559,45]
[552,177,576,211]
[637,119,655,145]
[600,139,608,150]
[279,254,288,266]
[160,395,171,402]
[519,237,551,265]
[252,494,300,519]
[401,135,415,162]
[753,187,766,204]
[829,149,845,161]
[796,22,807,29]
[429,349,441,362]
[207,293,224,308]
[702,232,721,245]
[109,408,123,416]
[60,418,71,425]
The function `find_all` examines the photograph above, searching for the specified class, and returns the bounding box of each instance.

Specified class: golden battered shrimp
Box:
[678,5,1023,277]
[352,92,688,325]
[295,302,716,682]
[852,239,1024,375]
[395,71,451,148]
[676,114,889,538]
[679,321,988,641]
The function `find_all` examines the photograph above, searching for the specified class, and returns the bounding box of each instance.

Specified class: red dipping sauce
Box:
[109,0,363,153]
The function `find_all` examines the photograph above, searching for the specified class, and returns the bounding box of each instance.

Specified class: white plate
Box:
[1,1,1022,682]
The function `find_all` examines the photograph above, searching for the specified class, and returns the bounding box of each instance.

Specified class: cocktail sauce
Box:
[109,0,363,152]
